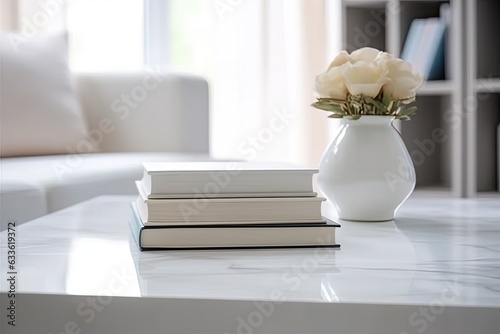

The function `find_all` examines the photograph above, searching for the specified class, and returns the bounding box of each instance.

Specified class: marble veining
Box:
[1,195,499,307]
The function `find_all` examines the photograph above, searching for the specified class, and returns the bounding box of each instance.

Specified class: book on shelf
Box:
[400,18,425,66]
[401,9,448,81]
[139,161,318,199]
[129,203,340,250]
[135,181,325,224]
[422,18,446,80]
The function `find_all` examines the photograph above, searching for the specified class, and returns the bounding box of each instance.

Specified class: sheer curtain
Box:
[177,0,342,167]
[6,0,67,33]
[3,0,342,167]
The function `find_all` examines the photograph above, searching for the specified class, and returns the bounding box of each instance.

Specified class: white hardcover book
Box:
[139,161,318,198]
[135,181,325,224]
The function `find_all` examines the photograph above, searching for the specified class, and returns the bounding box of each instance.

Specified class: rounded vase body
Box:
[318,116,416,221]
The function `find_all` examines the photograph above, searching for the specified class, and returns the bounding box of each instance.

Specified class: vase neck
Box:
[343,116,395,126]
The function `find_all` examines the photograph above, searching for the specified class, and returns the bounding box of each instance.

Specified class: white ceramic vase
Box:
[318,116,416,222]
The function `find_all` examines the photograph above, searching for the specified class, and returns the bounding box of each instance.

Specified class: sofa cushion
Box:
[0,32,92,157]
[1,152,211,213]
[76,71,209,153]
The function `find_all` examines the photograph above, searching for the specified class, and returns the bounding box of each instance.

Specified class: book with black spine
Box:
[129,203,340,250]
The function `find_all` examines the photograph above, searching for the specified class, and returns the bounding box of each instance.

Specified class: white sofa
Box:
[0,71,211,230]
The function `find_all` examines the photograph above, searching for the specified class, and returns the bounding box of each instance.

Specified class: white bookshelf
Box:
[465,0,500,195]
[475,79,500,93]
[418,80,454,95]
[342,0,499,197]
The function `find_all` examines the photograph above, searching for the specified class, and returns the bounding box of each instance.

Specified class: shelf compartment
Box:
[400,95,453,189]
[344,5,387,52]
[476,0,500,78]
[398,0,452,80]
[476,93,500,192]
[399,0,449,47]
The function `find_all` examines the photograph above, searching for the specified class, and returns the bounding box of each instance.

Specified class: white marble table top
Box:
[1,194,499,333]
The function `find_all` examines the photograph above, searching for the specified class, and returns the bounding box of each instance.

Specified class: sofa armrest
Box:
[75,70,209,153]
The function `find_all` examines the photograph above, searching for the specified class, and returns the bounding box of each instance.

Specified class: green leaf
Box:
[350,101,362,109]
[365,96,388,113]
[349,95,363,103]
[350,114,362,120]
[382,93,392,107]
[396,115,411,121]
[317,97,345,105]
[328,114,344,118]
[311,102,340,112]
[329,105,345,114]
[387,100,394,113]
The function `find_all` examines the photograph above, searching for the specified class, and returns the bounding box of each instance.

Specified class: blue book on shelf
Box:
[401,17,447,80]
[401,19,426,65]
[426,19,446,80]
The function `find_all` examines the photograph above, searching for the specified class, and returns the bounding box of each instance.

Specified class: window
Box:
[64,0,337,165]
[67,0,144,71]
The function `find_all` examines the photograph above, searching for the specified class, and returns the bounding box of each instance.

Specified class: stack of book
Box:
[130,161,340,250]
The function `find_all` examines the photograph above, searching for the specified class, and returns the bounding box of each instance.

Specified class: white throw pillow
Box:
[0,32,93,157]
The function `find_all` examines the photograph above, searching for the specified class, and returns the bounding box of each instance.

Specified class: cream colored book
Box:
[135,181,325,224]
[139,161,318,199]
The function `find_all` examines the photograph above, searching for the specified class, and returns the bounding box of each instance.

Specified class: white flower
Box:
[343,61,388,98]
[327,51,352,70]
[312,47,421,120]
[383,58,423,100]
[375,51,394,63]
[350,47,382,62]
[314,63,350,100]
